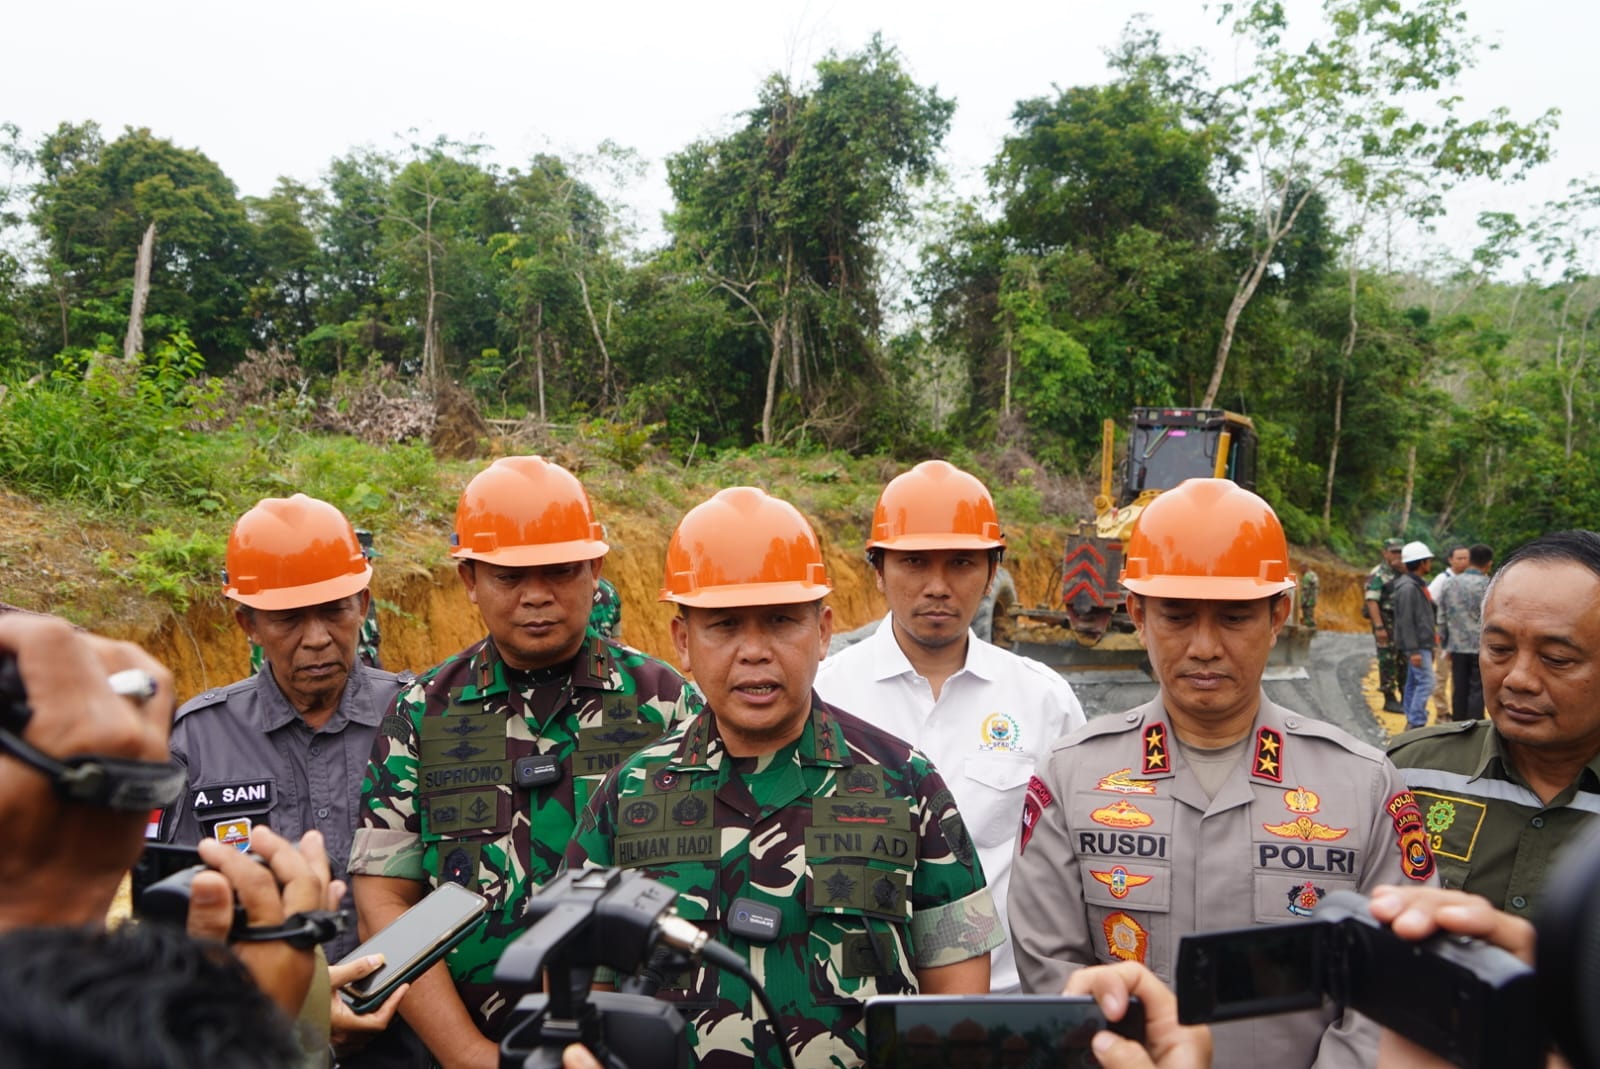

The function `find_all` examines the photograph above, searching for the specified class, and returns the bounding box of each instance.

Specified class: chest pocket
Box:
[805,769,918,1011]
[1070,791,1175,977]
[962,752,1037,848]
[187,777,277,850]
[1251,803,1365,924]
[418,709,513,844]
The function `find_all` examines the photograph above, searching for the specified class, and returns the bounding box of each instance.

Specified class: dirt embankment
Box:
[115,509,1374,699]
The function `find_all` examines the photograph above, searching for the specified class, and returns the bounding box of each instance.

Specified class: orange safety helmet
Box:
[1119,478,1297,600]
[224,494,372,611]
[866,459,1004,552]
[660,487,831,607]
[450,456,609,567]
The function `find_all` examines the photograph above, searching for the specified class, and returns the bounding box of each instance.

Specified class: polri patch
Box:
[1386,790,1437,881]
[1019,775,1054,854]
[191,781,273,812]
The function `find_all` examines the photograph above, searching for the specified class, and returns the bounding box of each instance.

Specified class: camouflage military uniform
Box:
[349,632,700,1035]
[590,576,623,640]
[1365,561,1403,696]
[565,696,1003,1069]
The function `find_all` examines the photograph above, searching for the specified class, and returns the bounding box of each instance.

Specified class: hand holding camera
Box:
[1066,962,1212,1069]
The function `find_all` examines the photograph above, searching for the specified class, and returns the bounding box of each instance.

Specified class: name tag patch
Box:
[191,781,273,812]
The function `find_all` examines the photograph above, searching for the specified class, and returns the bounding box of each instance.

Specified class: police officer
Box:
[1388,530,1600,917]
[161,494,413,968]
[814,459,1084,992]
[1366,538,1406,713]
[349,456,699,1068]
[1008,479,1436,1069]
[565,486,1001,1069]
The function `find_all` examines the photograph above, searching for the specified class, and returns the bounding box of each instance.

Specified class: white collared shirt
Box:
[814,613,1086,991]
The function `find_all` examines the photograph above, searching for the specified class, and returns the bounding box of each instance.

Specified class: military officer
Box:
[814,459,1084,992]
[566,486,1001,1069]
[349,456,700,1068]
[1389,530,1600,917]
[1009,479,1436,1069]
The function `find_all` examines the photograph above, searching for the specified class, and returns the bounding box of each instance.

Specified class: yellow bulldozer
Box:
[1002,406,1313,677]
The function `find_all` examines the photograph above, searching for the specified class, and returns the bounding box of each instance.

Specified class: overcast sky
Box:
[4,0,1592,270]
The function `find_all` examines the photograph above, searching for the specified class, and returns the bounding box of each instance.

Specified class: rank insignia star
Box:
[1253,727,1284,782]
[1142,723,1171,775]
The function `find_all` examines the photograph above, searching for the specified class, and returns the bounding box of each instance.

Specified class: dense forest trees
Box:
[0,5,1587,556]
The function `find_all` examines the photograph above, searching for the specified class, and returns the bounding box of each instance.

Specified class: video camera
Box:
[494,868,696,1069]
[1176,822,1600,1069]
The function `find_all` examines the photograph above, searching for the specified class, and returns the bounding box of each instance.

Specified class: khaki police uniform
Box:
[1389,719,1600,916]
[1010,695,1438,1069]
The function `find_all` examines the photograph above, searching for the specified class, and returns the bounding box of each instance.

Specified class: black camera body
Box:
[1175,889,1540,1069]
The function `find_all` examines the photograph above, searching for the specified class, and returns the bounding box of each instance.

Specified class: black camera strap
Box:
[0,725,185,811]
[231,909,349,951]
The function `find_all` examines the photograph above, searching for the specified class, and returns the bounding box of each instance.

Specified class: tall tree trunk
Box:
[1002,343,1013,419]
[123,223,155,361]
[761,246,795,445]
[574,265,612,405]
[1322,258,1361,526]
[533,301,547,423]
[421,195,441,391]
[1400,442,1417,532]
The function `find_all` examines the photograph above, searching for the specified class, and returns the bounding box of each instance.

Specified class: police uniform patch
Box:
[1019,775,1053,854]
[1090,865,1154,900]
[1142,724,1171,775]
[1261,816,1348,842]
[1286,881,1327,917]
[1413,791,1487,862]
[1254,727,1284,782]
[1386,790,1437,882]
[1103,911,1148,963]
[1091,800,1154,829]
[214,817,252,852]
[1095,768,1158,795]
[1284,786,1320,814]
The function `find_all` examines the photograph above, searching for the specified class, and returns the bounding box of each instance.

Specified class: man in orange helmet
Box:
[566,487,1001,1069]
[1009,479,1436,1069]
[157,493,420,1064]
[350,456,700,1068]
[815,459,1084,992]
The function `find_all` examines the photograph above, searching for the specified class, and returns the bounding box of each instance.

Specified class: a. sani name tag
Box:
[190,781,273,812]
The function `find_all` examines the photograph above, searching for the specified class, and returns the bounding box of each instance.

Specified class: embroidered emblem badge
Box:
[1091,800,1155,829]
[1095,768,1158,795]
[1103,911,1149,963]
[1090,865,1154,900]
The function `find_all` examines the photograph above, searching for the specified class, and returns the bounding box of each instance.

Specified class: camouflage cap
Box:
[1384,538,1405,552]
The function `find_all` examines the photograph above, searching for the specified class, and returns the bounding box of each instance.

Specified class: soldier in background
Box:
[350,457,699,1068]
[1366,538,1406,714]
[566,487,1000,1069]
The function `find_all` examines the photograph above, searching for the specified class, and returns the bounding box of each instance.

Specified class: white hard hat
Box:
[1401,540,1434,564]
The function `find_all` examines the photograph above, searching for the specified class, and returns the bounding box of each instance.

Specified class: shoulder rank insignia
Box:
[1253,727,1284,782]
[1096,768,1158,795]
[1142,722,1171,775]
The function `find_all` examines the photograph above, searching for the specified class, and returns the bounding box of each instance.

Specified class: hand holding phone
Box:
[337,882,487,1014]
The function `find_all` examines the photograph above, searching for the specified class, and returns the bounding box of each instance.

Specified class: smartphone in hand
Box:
[337,882,488,1014]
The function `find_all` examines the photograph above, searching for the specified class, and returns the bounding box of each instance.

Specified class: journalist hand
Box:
[190,826,334,1017]
[1367,885,1568,1069]
[1064,961,1213,1069]
[0,613,175,929]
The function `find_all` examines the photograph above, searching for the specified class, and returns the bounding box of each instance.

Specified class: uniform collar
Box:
[667,692,854,775]
[255,663,374,733]
[1129,692,1301,787]
[459,632,619,701]
[865,612,993,683]
[1479,721,1600,798]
